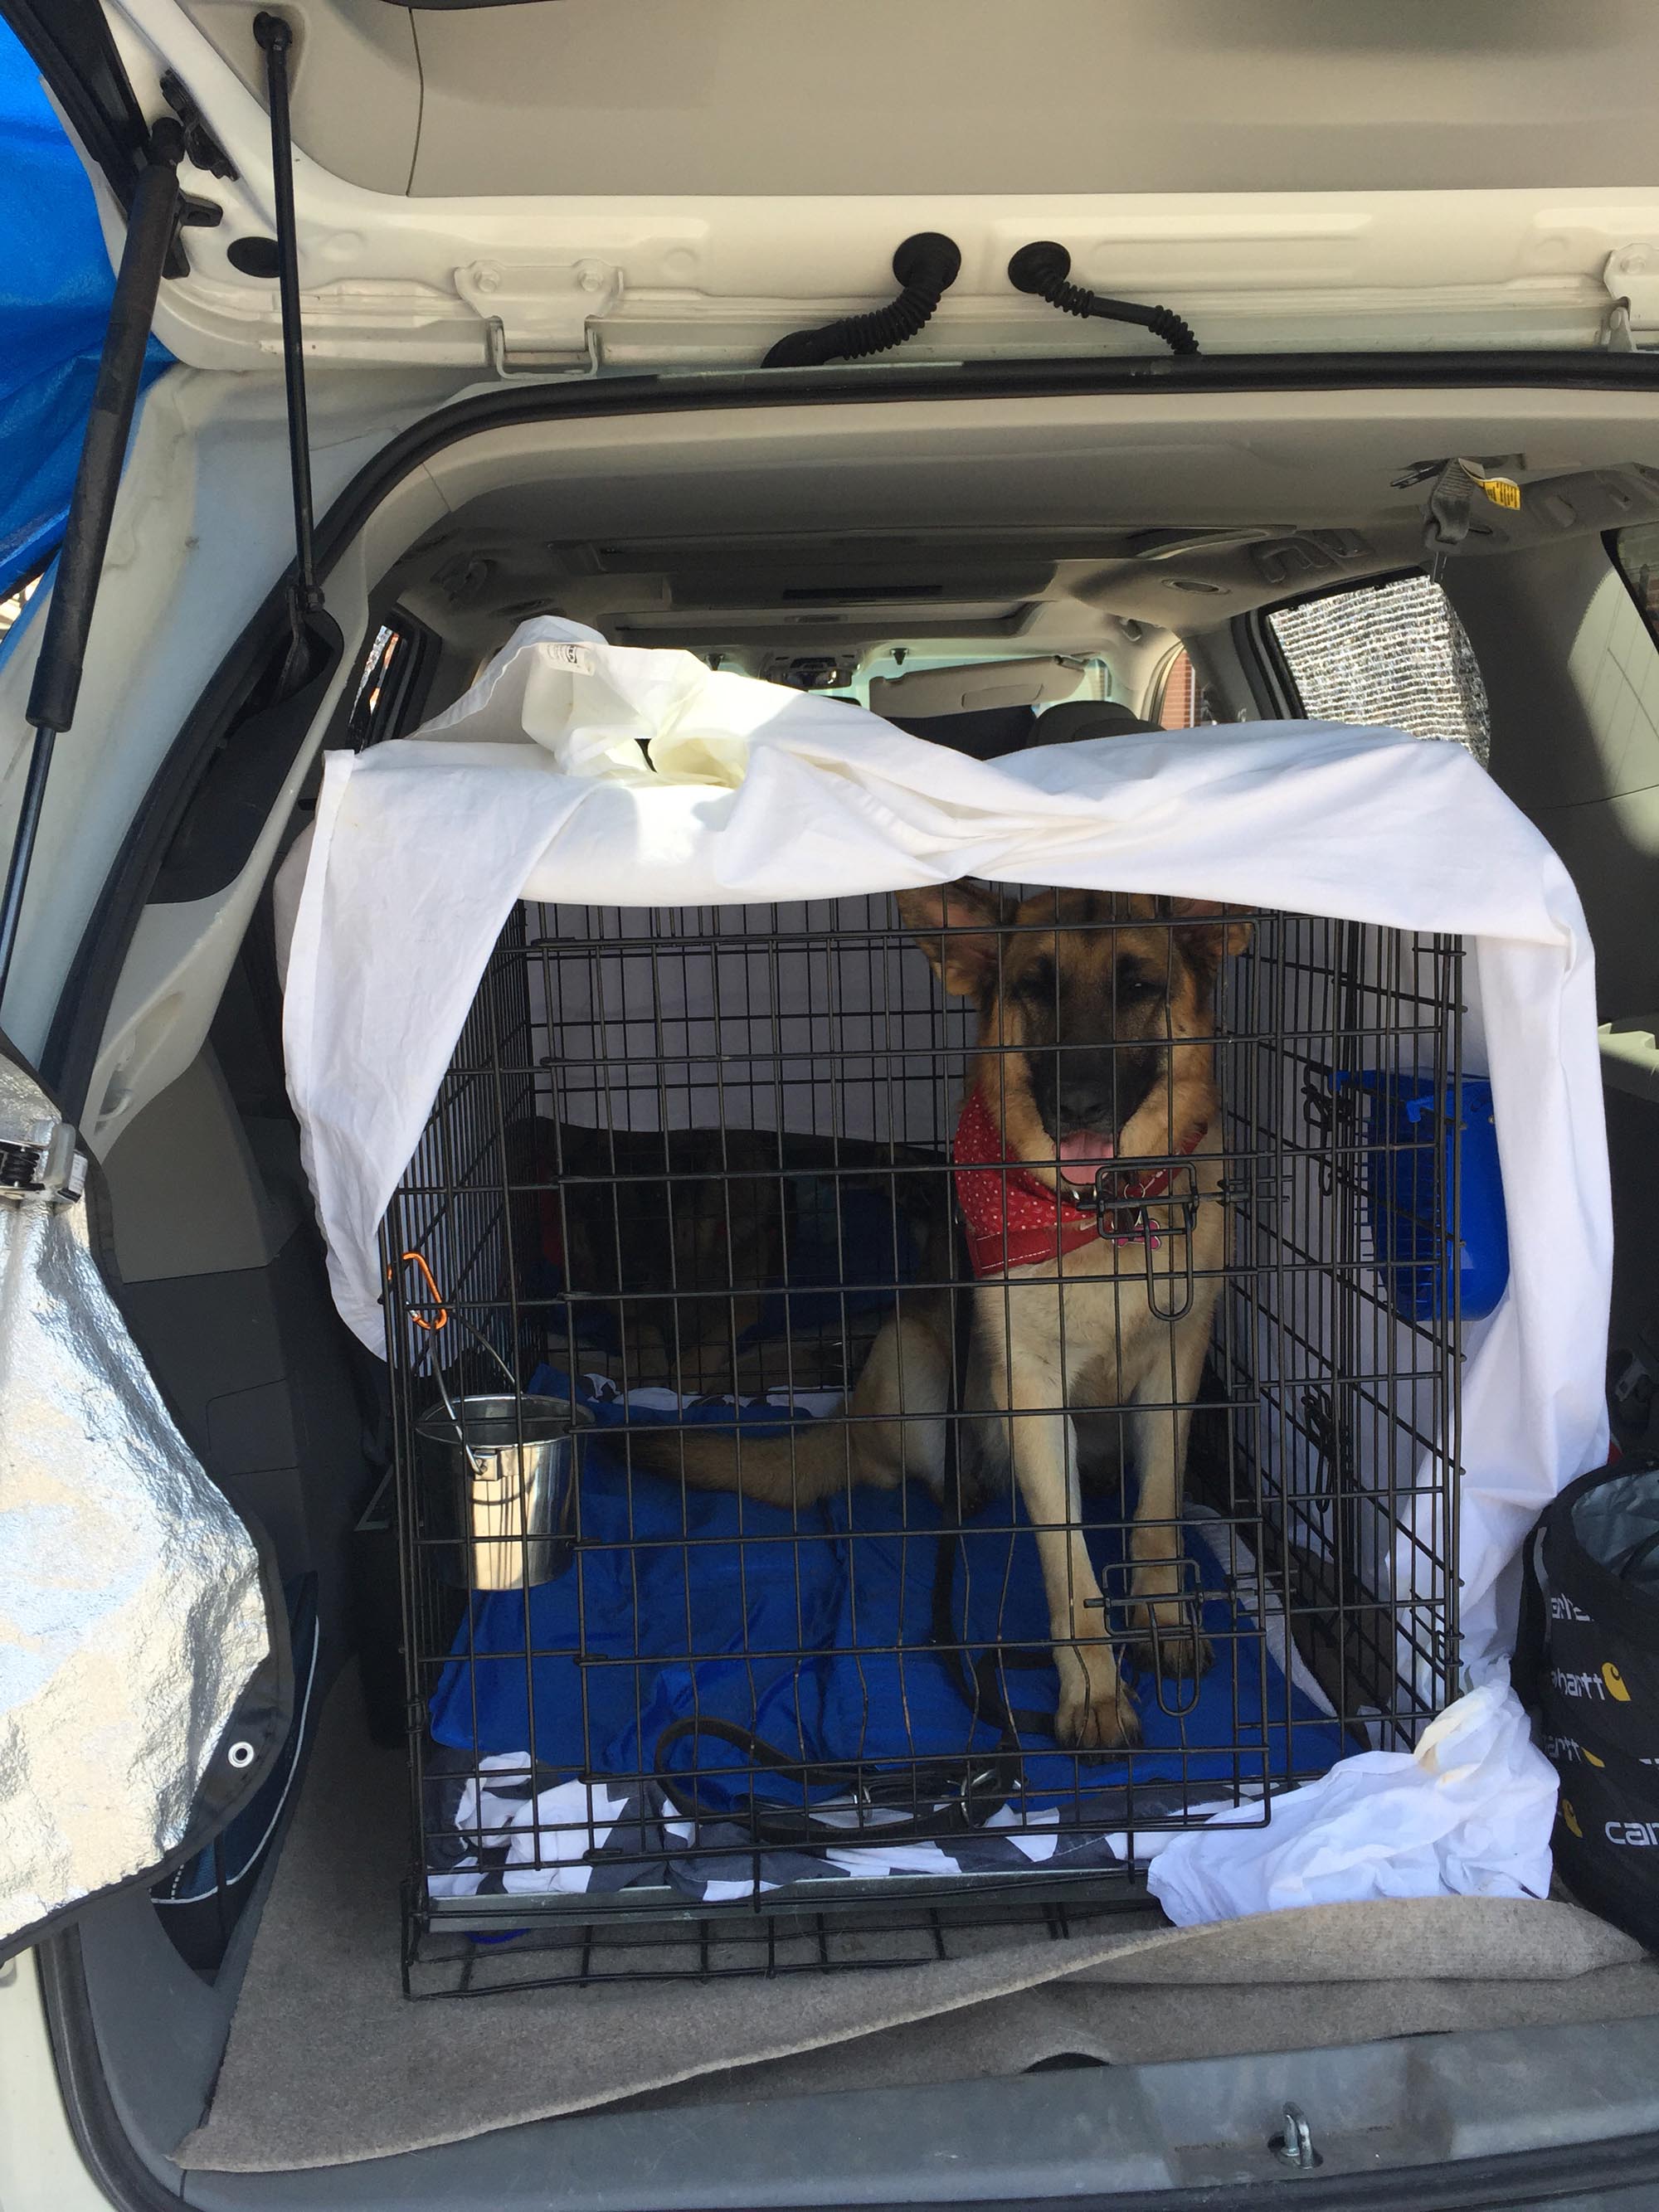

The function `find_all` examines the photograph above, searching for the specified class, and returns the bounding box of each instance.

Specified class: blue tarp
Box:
[432,1365,1347,1821]
[0,20,172,602]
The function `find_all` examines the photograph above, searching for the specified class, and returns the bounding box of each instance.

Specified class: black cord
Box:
[1008,241,1198,357]
[765,233,961,369]
[651,1714,1019,1840]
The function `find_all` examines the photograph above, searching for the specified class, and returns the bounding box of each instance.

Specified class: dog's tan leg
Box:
[1125,1287,1218,1680]
[844,1305,949,1492]
[992,1321,1137,1750]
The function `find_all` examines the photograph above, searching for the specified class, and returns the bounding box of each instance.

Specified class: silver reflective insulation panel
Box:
[0,1057,269,1946]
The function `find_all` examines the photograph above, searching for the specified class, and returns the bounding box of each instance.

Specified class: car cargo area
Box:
[372,882,1466,1983]
[39,388,1659,2205]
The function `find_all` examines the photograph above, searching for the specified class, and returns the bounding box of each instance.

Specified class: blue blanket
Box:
[431,1367,1347,1822]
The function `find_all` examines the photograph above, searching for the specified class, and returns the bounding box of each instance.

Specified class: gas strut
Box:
[252,13,323,693]
[0,119,187,1003]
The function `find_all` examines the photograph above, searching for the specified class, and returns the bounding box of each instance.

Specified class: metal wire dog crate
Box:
[384,888,1468,1996]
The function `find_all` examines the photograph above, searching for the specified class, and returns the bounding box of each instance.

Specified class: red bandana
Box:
[951,1090,1208,1279]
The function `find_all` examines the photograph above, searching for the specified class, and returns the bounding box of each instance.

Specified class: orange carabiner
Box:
[398,1249,449,1334]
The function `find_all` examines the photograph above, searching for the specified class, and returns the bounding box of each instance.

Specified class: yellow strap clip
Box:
[1457,459,1521,511]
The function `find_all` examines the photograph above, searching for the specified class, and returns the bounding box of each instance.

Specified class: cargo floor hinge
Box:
[252,12,324,695]
[0,119,188,1005]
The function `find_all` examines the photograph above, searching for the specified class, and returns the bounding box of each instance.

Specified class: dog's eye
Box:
[1116,971,1163,1001]
[1016,959,1056,999]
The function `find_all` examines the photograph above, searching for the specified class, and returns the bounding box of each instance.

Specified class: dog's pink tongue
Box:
[1056,1130,1115,1185]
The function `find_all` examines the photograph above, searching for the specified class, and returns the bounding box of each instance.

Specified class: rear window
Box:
[1156,645,1214,729]
[1267,574,1490,764]
[1612,523,1659,641]
[345,612,435,750]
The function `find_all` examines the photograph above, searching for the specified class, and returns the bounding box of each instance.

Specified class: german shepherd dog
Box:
[506,1120,940,1395]
[505,1118,783,1389]
[625,882,1248,1751]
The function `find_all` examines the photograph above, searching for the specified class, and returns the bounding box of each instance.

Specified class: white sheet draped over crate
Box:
[280,618,1612,1673]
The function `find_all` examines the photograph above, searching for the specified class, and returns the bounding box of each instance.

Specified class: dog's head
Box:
[897,882,1251,1191]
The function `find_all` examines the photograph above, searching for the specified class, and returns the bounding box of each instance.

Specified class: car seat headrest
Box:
[1029,700,1163,745]
[883,704,1038,758]
[866,657,1084,721]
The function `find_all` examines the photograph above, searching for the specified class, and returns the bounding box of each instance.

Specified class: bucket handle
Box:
[397,1249,522,1472]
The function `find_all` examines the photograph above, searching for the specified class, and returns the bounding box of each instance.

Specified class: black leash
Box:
[651,1714,1019,1840]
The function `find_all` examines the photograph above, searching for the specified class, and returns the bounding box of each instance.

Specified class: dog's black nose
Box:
[1055,1081,1115,1133]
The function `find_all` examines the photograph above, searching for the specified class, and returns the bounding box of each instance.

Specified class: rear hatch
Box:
[22,0,1659,373]
[6,9,1659,2210]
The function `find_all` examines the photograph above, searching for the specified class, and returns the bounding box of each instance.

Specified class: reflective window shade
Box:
[1269,576,1491,765]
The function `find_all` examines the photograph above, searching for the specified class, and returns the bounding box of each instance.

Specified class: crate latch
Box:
[1096,1159,1203,1321]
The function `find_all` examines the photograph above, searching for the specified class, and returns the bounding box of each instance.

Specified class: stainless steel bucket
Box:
[414,1393,591,1590]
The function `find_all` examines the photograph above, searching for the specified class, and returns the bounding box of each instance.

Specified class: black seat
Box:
[867,657,1082,756]
[885,703,1038,757]
[1027,701,1162,745]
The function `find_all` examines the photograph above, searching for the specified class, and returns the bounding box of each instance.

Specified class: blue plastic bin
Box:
[1343,1072,1510,1324]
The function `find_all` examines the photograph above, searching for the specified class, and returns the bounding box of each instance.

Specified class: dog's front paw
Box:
[1128,1601,1214,1684]
[1053,1647,1141,1751]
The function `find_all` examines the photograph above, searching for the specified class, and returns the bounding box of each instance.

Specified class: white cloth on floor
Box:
[428,1762,635,1900]
[1146,1681,1558,1926]
[280,617,1611,1675]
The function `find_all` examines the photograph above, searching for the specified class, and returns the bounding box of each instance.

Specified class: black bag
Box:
[1518,1457,1659,1948]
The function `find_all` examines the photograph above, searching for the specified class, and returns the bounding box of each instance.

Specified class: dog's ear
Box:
[1168,897,1253,977]
[896,880,1012,998]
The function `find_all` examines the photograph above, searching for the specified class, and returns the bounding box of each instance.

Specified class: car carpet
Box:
[425,1371,1349,1904]
[177,1670,1651,2173]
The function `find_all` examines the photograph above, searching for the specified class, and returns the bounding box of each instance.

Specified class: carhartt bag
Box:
[1518,1458,1659,1948]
